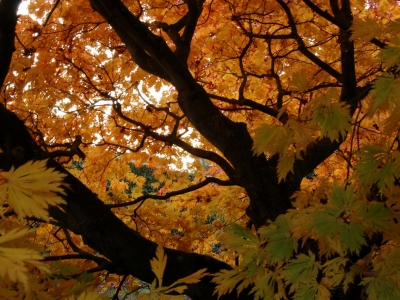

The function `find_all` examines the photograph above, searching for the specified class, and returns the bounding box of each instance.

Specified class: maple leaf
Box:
[310,211,343,238]
[369,74,400,115]
[351,18,382,42]
[277,150,296,182]
[0,227,49,291]
[354,144,400,190]
[211,269,246,298]
[339,221,366,255]
[379,43,400,71]
[282,252,321,292]
[252,124,291,156]
[0,160,67,221]
[162,268,209,294]
[250,271,286,300]
[361,276,400,300]
[220,223,260,252]
[293,282,331,300]
[4,0,400,299]
[357,202,392,232]
[322,256,347,279]
[310,97,351,142]
[259,215,298,263]
[150,244,167,288]
[291,71,309,92]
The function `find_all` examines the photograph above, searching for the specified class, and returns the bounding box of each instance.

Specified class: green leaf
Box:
[49,261,78,276]
[328,184,356,210]
[374,247,400,275]
[292,283,318,300]
[220,224,263,273]
[252,124,291,156]
[277,151,296,182]
[323,256,348,278]
[310,211,343,238]
[259,215,298,263]
[282,252,321,288]
[355,144,398,190]
[221,223,259,251]
[250,272,277,300]
[357,202,392,232]
[351,18,382,42]
[311,101,351,142]
[339,222,365,254]
[369,74,400,115]
[380,43,400,71]
[291,71,309,92]
[361,276,400,300]
[292,282,331,300]
[212,269,246,298]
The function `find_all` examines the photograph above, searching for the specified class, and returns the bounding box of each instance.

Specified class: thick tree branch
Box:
[90,0,295,228]
[174,0,204,62]
[0,103,254,300]
[0,0,22,87]
[47,135,86,160]
[89,2,171,82]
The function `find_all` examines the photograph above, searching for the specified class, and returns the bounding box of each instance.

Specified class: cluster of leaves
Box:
[212,184,399,300]
[0,159,229,299]
[211,14,400,300]
[0,160,106,299]
[3,0,400,299]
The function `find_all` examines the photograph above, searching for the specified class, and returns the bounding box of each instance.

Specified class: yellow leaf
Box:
[0,227,49,291]
[277,150,296,182]
[164,268,209,293]
[351,18,382,42]
[0,160,67,221]
[150,244,167,287]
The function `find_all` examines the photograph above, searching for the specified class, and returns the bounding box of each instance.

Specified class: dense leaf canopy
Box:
[1,0,400,299]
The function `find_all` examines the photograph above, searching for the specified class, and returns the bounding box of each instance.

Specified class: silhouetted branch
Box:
[107,177,234,209]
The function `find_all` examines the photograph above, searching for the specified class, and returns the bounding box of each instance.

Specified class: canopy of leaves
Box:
[1,0,400,299]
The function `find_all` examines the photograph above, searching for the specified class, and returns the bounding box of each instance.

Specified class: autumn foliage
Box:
[1,0,400,299]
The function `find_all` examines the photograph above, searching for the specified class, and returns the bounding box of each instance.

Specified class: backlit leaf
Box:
[282,252,321,288]
[0,160,67,221]
[259,215,298,263]
[351,18,382,42]
[150,244,167,287]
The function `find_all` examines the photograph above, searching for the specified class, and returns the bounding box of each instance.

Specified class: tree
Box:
[1,0,400,299]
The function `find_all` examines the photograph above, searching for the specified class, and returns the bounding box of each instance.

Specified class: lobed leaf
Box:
[357,202,393,232]
[282,252,321,288]
[350,18,382,42]
[361,276,400,300]
[0,160,67,221]
[259,215,298,263]
[150,244,167,287]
